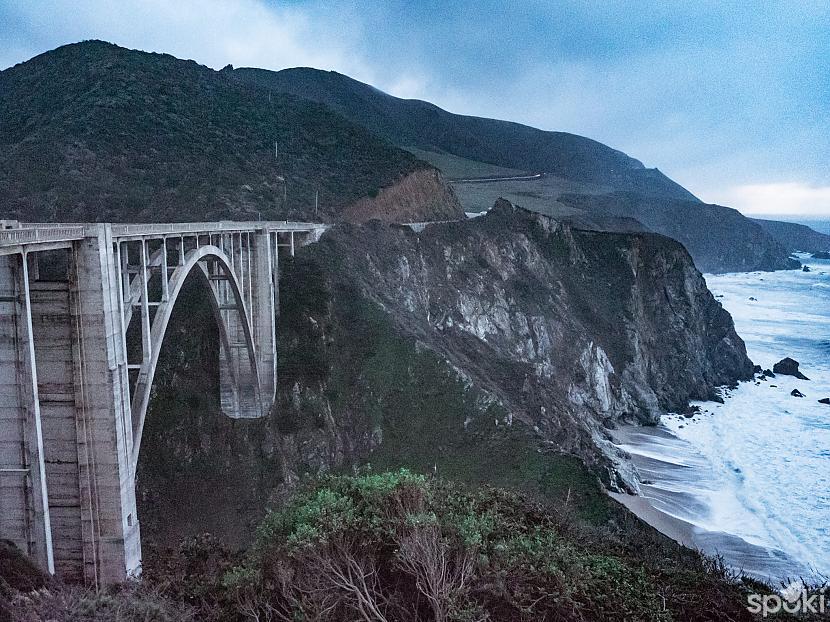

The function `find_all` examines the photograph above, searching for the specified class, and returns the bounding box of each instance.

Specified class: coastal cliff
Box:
[136,200,753,543]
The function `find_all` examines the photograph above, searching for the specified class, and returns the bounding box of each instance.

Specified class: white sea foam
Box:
[623,254,830,581]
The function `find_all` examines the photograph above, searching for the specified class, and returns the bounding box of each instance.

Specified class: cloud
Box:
[0,0,375,80]
[714,182,830,218]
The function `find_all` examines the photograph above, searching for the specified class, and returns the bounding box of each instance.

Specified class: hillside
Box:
[0,41,462,223]
[236,66,803,273]
[234,66,697,201]
[752,217,830,254]
[558,192,800,273]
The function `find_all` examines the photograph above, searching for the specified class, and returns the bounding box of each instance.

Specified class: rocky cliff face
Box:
[303,199,752,438]
[136,200,753,545]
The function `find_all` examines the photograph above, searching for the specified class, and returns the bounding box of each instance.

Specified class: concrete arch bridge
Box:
[0,220,326,586]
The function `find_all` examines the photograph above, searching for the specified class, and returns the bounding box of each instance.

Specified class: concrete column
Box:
[67,225,140,585]
[250,231,277,410]
[0,254,53,574]
[215,230,275,418]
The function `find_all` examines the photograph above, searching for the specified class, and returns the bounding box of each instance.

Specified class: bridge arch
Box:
[129,244,262,468]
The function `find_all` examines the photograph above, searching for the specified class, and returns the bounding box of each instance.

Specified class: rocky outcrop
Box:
[773,357,810,380]
[324,199,751,415]
[341,168,465,223]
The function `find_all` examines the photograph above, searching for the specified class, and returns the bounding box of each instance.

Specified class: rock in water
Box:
[773,357,810,380]
[791,389,805,398]
[819,398,830,405]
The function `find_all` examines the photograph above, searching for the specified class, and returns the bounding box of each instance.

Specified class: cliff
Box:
[136,200,753,545]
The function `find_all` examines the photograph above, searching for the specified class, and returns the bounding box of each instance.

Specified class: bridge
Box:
[0,220,327,586]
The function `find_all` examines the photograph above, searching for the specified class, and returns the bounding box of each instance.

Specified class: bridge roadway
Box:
[0,220,327,586]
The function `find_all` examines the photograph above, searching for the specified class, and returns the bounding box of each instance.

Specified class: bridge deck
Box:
[0,221,328,255]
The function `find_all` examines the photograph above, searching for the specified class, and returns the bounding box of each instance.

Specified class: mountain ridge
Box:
[234,66,699,202]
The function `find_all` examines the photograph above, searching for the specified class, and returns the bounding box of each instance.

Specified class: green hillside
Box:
[0,41,431,223]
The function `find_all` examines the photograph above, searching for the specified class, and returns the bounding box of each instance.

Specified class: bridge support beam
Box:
[0,253,53,575]
[249,231,277,409]
[66,225,140,585]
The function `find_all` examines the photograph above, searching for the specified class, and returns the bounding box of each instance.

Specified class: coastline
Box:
[607,256,830,584]
[608,424,813,584]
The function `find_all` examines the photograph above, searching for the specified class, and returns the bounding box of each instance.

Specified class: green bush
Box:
[219,470,709,621]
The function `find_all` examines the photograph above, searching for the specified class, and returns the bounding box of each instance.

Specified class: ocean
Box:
[615,248,830,584]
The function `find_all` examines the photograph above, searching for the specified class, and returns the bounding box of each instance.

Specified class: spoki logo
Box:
[747,587,827,617]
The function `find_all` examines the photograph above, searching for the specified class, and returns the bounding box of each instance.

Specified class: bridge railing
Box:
[0,226,87,246]
[111,221,326,238]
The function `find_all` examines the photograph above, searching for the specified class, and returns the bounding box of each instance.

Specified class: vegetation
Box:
[221,469,683,621]
[3,471,785,621]
[404,148,528,181]
[0,41,428,223]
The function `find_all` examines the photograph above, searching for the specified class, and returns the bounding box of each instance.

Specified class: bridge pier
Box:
[0,228,140,585]
[66,226,140,584]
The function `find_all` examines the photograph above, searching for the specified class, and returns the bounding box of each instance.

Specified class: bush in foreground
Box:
[222,470,749,621]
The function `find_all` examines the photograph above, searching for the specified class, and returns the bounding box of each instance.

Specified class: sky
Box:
[1,0,828,220]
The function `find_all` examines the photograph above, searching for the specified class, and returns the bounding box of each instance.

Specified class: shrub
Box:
[220,470,706,621]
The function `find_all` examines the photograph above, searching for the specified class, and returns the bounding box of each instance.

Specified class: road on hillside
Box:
[449,173,544,183]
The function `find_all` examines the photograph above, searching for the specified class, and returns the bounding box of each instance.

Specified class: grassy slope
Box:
[0,41,428,223]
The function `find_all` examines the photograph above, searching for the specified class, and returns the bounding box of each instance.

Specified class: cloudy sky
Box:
[2,0,828,220]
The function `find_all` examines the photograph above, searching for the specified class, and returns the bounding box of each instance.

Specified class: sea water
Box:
[618,251,830,583]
